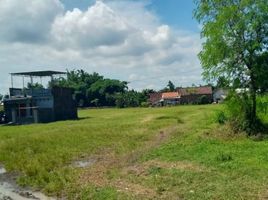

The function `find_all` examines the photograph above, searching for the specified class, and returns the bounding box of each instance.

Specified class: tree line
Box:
[52,70,154,108]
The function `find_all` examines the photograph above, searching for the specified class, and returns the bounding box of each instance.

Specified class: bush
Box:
[224,92,265,134]
[140,102,149,107]
[115,91,140,108]
[226,92,249,132]
[257,95,268,115]
[216,111,227,124]
[197,95,210,104]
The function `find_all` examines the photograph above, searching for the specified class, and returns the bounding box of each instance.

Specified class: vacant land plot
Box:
[0,105,268,199]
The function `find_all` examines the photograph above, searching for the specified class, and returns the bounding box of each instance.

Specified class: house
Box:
[3,71,78,124]
[149,86,213,106]
[161,92,181,105]
[149,92,181,106]
[176,86,213,104]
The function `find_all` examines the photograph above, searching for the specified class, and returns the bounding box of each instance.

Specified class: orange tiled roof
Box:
[162,92,181,99]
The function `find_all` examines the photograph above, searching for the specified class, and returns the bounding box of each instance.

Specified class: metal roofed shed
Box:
[11,70,66,77]
[4,70,77,124]
[10,70,67,88]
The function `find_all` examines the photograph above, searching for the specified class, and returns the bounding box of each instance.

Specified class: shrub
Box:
[140,102,150,107]
[197,95,210,104]
[115,91,140,108]
[225,92,265,134]
[257,95,268,115]
[216,111,227,124]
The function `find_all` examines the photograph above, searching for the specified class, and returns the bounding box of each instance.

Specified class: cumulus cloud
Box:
[52,1,131,48]
[0,0,203,94]
[0,0,63,43]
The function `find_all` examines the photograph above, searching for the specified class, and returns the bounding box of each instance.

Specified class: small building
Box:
[149,86,213,106]
[161,92,181,105]
[177,86,213,104]
[149,92,181,106]
[3,71,78,124]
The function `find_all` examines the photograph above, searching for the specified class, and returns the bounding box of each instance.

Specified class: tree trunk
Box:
[251,87,257,121]
[249,69,257,132]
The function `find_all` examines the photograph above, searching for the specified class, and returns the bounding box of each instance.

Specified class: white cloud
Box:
[0,0,63,43]
[51,1,131,48]
[0,0,203,94]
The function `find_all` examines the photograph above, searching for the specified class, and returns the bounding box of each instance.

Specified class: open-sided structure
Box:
[4,70,78,124]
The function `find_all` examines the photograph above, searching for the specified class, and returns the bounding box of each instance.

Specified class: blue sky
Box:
[0,0,202,93]
[146,0,199,32]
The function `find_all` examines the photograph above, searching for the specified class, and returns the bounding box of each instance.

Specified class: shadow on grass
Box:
[76,117,93,121]
[249,122,268,141]
[156,116,184,124]
[156,116,177,120]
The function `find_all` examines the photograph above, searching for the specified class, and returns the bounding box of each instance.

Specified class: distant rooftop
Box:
[162,92,181,99]
[177,86,212,95]
[11,70,66,77]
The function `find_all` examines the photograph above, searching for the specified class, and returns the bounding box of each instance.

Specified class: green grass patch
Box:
[0,104,268,199]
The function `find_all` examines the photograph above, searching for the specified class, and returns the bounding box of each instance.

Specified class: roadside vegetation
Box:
[0,104,267,199]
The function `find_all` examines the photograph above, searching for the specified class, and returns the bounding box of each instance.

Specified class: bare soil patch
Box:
[124,159,205,177]
[114,179,157,198]
[75,125,188,198]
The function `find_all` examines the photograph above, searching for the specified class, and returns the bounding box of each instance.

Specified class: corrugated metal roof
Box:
[177,86,212,96]
[11,70,66,77]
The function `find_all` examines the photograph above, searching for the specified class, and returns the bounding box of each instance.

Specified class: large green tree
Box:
[194,0,268,126]
[53,70,104,106]
[87,79,128,106]
[53,70,132,107]
[216,76,230,88]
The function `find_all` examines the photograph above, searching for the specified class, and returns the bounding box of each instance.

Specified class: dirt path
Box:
[76,124,186,199]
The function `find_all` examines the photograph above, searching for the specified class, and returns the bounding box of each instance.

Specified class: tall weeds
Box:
[221,91,266,135]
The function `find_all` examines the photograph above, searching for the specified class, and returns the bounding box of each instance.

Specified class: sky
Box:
[0,0,202,94]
